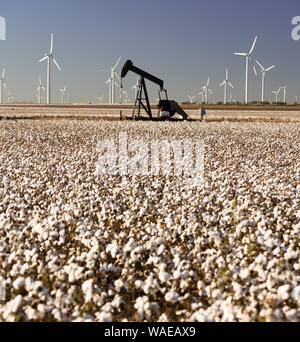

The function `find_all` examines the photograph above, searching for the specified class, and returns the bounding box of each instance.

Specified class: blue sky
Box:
[0,0,300,103]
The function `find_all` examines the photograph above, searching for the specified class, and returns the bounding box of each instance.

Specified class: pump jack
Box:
[121,60,169,120]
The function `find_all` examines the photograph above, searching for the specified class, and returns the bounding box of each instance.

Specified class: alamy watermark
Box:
[291,16,300,41]
[95,132,204,189]
[0,17,6,41]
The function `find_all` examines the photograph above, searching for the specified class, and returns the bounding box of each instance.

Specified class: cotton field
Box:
[0,119,299,322]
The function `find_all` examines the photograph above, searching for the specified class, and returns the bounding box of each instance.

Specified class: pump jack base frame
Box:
[124,116,195,122]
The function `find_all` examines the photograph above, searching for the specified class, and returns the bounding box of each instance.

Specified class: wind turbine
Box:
[255,60,275,102]
[187,95,197,104]
[282,85,287,104]
[272,87,281,103]
[234,36,258,104]
[59,86,67,104]
[39,33,62,105]
[198,91,205,104]
[36,76,45,104]
[219,68,234,104]
[0,68,7,104]
[202,78,212,104]
[105,56,122,104]
[98,94,104,104]
[132,77,140,100]
[7,89,13,103]
[119,90,129,104]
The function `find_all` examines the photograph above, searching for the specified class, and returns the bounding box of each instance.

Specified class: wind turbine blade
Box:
[2,68,5,79]
[207,78,210,86]
[208,89,212,95]
[234,52,247,56]
[114,72,121,82]
[265,65,275,72]
[39,56,48,63]
[226,68,228,80]
[39,76,42,85]
[219,81,225,87]
[255,60,264,70]
[105,79,111,85]
[50,34,54,55]
[228,82,234,89]
[52,58,61,71]
[253,66,258,76]
[113,56,122,71]
[249,36,258,55]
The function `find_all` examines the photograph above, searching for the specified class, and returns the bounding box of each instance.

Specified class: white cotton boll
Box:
[284,250,298,261]
[292,286,300,303]
[157,244,165,255]
[277,285,291,302]
[106,241,119,258]
[165,290,179,303]
[25,307,40,321]
[239,268,249,280]
[255,254,267,265]
[82,279,94,303]
[74,208,82,217]
[114,279,124,292]
[25,277,34,292]
[159,271,170,283]
[135,280,144,288]
[173,270,181,280]
[9,295,23,314]
[12,277,25,290]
